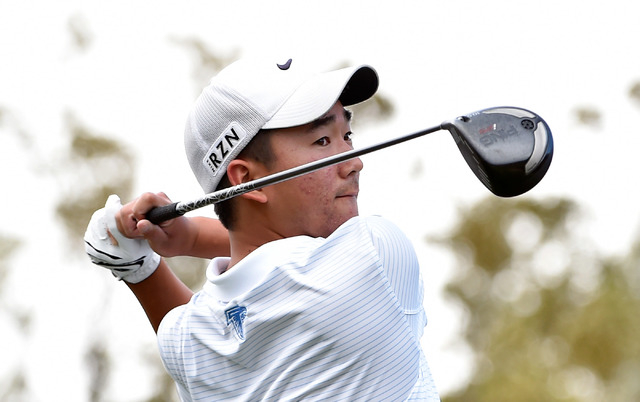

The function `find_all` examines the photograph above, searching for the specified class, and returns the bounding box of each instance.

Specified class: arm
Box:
[117,192,230,259]
[119,193,230,332]
[86,192,230,333]
[126,260,193,332]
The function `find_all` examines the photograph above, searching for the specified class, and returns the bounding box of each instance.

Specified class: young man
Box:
[85,58,440,401]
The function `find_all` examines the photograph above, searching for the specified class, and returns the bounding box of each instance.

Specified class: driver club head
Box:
[441,106,554,197]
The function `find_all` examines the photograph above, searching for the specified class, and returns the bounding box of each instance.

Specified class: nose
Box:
[343,156,363,177]
[337,142,363,178]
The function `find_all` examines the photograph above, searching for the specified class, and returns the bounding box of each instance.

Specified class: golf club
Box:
[146,106,553,224]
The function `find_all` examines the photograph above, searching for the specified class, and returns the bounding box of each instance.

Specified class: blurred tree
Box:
[165,256,207,291]
[85,340,110,402]
[0,234,29,401]
[54,112,135,243]
[435,197,640,402]
[51,111,210,401]
[0,235,29,334]
[574,106,602,128]
[0,104,32,401]
[169,36,239,92]
[350,92,394,127]
[0,371,27,402]
[67,13,93,52]
[0,234,20,291]
[630,81,640,107]
[36,112,136,401]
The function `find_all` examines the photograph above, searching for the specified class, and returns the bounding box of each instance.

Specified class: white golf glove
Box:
[84,195,160,284]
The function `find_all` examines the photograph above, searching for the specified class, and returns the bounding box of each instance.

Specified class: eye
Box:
[344,131,353,142]
[314,137,330,146]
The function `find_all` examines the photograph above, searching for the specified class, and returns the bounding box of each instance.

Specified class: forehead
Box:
[274,106,349,139]
[307,107,353,133]
[299,102,352,132]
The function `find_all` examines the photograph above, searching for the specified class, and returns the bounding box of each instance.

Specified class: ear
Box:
[226,159,269,204]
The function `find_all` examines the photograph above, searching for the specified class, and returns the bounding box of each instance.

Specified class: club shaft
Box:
[147,124,442,224]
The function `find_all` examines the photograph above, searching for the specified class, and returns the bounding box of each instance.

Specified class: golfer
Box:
[85,57,440,401]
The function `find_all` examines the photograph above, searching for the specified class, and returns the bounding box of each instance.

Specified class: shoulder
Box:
[333,215,419,274]
[341,215,413,250]
[157,304,190,348]
[329,214,403,237]
[157,293,226,344]
[363,215,408,239]
[324,215,416,264]
[156,304,191,387]
[355,216,423,307]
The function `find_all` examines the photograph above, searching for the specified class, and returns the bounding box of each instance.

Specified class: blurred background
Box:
[1,1,639,401]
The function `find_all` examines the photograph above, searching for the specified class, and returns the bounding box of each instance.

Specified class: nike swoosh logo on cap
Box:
[277,59,292,70]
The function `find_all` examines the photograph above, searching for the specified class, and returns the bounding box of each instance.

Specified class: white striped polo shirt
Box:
[157,215,440,401]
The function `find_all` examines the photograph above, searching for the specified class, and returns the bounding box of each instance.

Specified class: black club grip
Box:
[146,202,182,225]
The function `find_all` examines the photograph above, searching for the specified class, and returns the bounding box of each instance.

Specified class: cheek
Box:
[296,169,333,200]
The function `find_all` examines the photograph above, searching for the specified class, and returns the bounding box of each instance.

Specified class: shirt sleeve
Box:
[157,305,190,396]
[365,216,427,337]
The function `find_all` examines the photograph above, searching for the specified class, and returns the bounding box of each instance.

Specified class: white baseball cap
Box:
[184,57,379,194]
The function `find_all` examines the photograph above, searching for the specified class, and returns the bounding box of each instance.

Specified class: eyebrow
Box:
[307,108,353,132]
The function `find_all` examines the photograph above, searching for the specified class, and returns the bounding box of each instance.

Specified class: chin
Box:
[324,212,358,236]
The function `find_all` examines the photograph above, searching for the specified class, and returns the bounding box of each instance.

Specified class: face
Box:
[260,102,363,238]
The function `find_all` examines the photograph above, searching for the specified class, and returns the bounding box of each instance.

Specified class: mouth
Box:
[336,190,359,199]
[336,181,359,200]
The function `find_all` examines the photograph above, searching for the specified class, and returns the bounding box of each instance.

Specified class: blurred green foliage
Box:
[0,234,20,290]
[54,112,135,242]
[437,198,640,402]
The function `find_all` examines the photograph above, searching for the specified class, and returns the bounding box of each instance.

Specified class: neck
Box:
[226,223,283,270]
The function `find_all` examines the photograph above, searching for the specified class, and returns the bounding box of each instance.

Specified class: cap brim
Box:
[262,65,378,129]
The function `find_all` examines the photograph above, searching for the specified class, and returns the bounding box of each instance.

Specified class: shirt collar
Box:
[203,235,314,302]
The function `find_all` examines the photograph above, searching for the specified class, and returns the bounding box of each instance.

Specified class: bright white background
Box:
[1,1,639,400]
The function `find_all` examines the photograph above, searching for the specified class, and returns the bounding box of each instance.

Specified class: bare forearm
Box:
[187,217,230,259]
[126,259,194,333]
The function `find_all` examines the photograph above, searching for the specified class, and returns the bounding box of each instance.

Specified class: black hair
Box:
[214,129,275,229]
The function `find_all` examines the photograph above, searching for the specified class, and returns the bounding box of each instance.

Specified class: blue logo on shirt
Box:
[225,305,247,342]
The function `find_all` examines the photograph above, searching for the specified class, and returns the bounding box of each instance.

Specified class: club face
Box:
[441,106,554,197]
